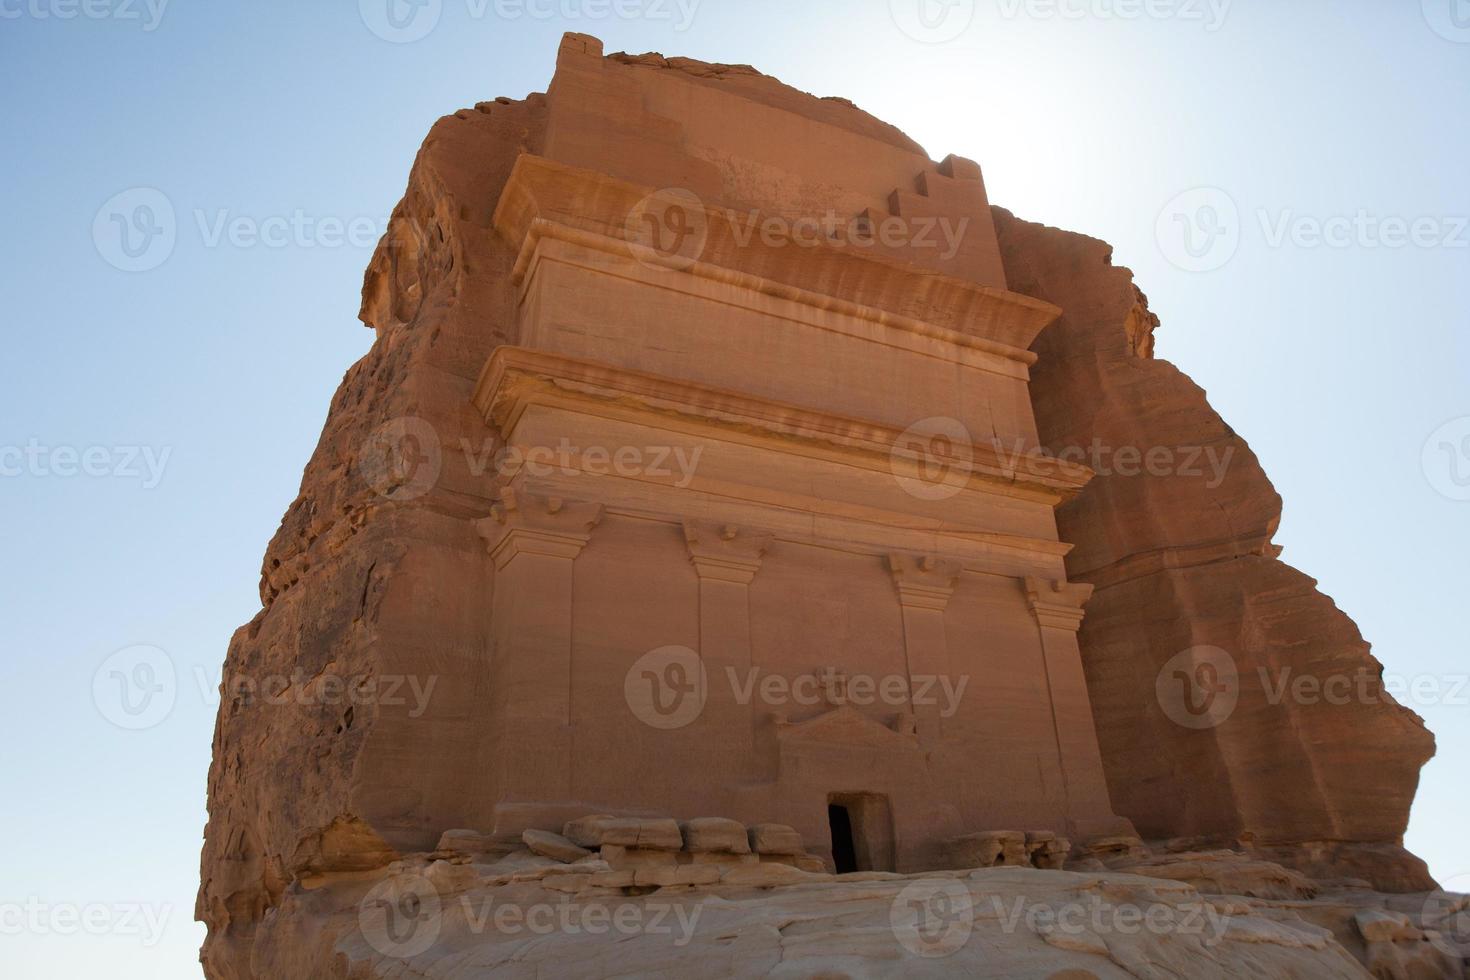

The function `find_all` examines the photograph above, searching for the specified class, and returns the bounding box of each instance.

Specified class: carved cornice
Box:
[471,346,1094,504]
[491,154,1062,360]
[887,553,964,611]
[1024,576,1095,632]
[475,488,604,569]
[682,520,772,585]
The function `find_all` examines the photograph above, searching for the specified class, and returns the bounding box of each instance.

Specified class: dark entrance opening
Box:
[828,803,858,874]
[826,793,895,872]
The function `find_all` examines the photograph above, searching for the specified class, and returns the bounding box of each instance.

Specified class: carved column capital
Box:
[887,553,963,611]
[475,488,604,569]
[682,520,772,585]
[1024,576,1094,632]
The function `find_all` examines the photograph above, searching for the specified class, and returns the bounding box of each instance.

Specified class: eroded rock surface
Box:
[239,842,1466,979]
[992,210,1436,892]
[199,33,1443,978]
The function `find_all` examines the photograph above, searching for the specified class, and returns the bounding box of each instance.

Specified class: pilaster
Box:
[474,490,603,803]
[1023,576,1117,836]
[888,553,962,746]
[683,520,772,788]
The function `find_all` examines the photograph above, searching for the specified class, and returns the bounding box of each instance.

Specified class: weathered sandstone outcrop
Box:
[991,210,1436,891]
[198,33,1446,978]
[226,835,1467,978]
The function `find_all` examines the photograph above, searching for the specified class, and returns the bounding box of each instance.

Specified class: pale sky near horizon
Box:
[2,1,1467,976]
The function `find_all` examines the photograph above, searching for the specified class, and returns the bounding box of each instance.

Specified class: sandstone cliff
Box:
[198,35,1444,978]
[199,90,545,978]
[992,210,1436,891]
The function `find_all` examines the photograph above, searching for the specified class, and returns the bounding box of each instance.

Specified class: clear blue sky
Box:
[2,2,1466,976]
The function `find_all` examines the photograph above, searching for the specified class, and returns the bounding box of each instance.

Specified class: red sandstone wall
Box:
[992,207,1436,891]
[198,41,1443,980]
[196,94,547,978]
